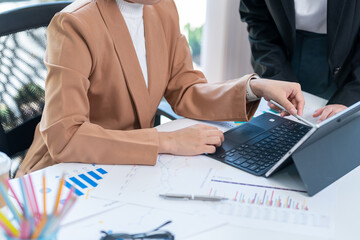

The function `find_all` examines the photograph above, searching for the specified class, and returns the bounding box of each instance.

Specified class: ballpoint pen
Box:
[269,100,315,127]
[159,193,228,202]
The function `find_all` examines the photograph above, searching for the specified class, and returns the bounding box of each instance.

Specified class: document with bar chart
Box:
[88,153,335,237]
[199,163,336,237]
[9,163,123,225]
[62,164,109,197]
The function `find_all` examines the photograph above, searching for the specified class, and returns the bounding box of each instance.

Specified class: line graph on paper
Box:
[103,154,215,196]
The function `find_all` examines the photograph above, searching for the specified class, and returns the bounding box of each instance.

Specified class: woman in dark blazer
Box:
[240,0,360,121]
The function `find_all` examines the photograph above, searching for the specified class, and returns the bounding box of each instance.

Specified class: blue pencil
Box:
[18,178,31,219]
[0,183,21,224]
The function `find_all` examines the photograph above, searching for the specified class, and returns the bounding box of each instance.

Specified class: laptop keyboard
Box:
[213,120,311,176]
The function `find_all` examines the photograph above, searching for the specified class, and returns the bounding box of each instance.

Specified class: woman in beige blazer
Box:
[17,0,304,176]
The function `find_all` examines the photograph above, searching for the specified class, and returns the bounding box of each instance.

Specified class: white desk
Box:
[4,94,360,240]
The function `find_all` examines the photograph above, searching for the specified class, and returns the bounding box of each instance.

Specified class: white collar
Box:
[116,0,143,18]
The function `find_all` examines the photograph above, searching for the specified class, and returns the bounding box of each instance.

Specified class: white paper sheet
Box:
[8,163,123,225]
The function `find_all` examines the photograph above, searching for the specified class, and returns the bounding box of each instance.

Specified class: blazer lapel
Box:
[280,0,295,51]
[266,0,295,53]
[143,5,169,111]
[97,0,152,129]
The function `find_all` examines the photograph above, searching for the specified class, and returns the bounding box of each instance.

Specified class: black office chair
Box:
[0,1,179,177]
[0,1,71,177]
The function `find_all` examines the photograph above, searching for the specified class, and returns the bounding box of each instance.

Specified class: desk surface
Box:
[3,94,359,240]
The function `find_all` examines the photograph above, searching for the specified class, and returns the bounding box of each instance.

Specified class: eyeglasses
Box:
[100,220,174,240]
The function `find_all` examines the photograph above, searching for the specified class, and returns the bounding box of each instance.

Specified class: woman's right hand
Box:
[158,124,224,155]
[250,78,304,116]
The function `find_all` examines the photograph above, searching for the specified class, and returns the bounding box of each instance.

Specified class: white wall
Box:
[201,0,253,83]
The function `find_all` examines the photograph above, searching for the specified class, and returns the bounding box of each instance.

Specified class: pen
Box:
[269,100,315,127]
[159,193,228,202]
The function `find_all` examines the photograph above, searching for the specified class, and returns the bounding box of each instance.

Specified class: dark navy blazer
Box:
[240,0,360,106]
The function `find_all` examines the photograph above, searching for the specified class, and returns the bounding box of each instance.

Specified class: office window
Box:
[174,0,207,70]
[1,0,207,69]
[0,0,62,13]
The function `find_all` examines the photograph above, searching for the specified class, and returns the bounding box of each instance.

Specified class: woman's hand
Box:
[250,78,304,117]
[158,124,224,155]
[313,104,347,122]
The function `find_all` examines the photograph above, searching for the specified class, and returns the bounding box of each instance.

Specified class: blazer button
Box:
[333,67,341,75]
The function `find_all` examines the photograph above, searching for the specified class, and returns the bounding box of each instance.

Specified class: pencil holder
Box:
[0,174,76,240]
[3,230,58,240]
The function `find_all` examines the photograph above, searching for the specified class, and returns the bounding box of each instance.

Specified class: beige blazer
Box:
[17,0,259,176]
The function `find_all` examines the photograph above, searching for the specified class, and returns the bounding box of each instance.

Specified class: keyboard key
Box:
[233,159,246,165]
[247,160,255,164]
[240,162,250,168]
[224,152,242,162]
[248,164,259,171]
[248,152,256,157]
[257,161,265,166]
[244,155,252,160]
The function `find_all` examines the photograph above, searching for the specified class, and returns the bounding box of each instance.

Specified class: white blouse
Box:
[294,0,327,34]
[116,0,148,87]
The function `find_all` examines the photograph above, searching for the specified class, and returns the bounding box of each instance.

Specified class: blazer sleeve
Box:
[40,13,159,166]
[328,32,360,106]
[164,1,259,122]
[239,0,297,81]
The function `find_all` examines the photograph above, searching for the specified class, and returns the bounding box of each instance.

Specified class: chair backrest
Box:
[0,1,71,157]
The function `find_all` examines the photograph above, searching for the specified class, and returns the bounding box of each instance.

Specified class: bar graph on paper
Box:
[204,179,334,231]
[209,188,308,211]
[62,164,108,196]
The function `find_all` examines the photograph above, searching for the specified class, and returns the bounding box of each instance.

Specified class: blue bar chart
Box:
[64,168,108,196]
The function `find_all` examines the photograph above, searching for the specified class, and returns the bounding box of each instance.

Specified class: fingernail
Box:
[290,108,297,115]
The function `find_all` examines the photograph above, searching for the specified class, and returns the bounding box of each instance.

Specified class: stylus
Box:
[159,193,228,201]
[269,100,315,128]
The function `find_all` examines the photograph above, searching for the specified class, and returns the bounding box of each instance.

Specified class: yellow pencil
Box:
[0,210,19,237]
[53,175,65,215]
[43,173,46,216]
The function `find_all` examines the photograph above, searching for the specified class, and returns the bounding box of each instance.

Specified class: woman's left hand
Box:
[312,104,347,122]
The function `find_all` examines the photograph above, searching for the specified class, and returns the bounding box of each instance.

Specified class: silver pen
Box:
[269,100,315,127]
[159,193,228,202]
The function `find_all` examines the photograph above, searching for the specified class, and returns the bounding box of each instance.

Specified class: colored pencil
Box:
[43,173,47,216]
[61,186,75,213]
[28,174,41,221]
[44,196,77,237]
[0,183,21,223]
[0,210,18,237]
[19,178,31,218]
[53,175,65,215]
[30,216,48,239]
[22,177,35,217]
[19,218,31,239]
[1,173,76,239]
[5,179,24,214]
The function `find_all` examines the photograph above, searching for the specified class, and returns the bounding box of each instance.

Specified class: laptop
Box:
[208,100,360,184]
